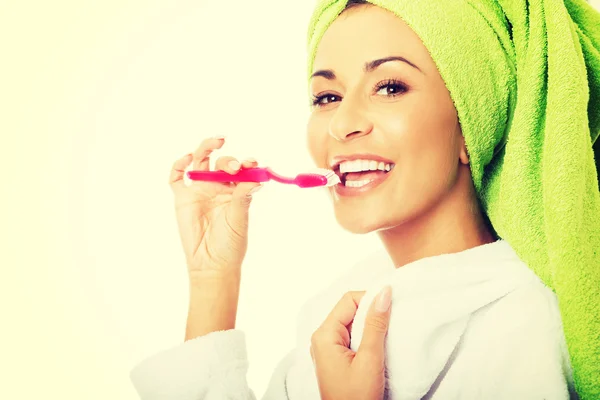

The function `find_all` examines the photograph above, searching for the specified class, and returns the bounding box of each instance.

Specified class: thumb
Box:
[355,286,392,370]
[225,182,263,232]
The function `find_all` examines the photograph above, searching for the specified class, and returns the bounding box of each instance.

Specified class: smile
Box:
[329,155,396,197]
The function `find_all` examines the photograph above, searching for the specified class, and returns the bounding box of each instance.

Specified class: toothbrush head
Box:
[295,168,341,188]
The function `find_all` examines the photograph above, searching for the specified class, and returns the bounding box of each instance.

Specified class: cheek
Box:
[306,114,327,165]
[424,105,461,175]
[381,102,460,187]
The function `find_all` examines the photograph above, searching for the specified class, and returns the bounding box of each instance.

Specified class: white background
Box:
[2,0,599,399]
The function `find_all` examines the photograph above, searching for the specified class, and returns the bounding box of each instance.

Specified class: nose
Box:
[328,93,373,142]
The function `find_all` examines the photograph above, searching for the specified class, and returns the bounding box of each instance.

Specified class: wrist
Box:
[188,268,241,291]
[185,270,241,341]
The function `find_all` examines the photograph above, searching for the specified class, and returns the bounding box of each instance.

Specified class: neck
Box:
[377,170,496,268]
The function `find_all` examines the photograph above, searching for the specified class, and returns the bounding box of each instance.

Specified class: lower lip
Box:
[333,171,392,197]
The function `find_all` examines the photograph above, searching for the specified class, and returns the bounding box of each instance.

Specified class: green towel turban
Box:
[307,0,600,398]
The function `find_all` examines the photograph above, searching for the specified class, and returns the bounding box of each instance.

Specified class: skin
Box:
[311,287,392,400]
[174,3,497,398]
[307,4,496,269]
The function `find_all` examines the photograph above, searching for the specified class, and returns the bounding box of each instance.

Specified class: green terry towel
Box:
[307,0,600,398]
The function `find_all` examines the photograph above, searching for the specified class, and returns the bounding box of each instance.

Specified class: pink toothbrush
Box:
[186,167,340,188]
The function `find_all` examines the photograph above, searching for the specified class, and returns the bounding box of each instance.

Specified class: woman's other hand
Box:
[169,137,262,281]
[311,286,393,400]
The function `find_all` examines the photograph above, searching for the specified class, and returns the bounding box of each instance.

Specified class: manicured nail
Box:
[247,184,263,195]
[375,286,392,312]
[228,160,240,170]
[244,157,257,163]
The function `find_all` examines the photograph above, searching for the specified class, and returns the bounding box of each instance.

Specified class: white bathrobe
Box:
[130,240,577,399]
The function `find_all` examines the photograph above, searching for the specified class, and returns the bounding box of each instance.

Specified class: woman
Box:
[130,0,600,399]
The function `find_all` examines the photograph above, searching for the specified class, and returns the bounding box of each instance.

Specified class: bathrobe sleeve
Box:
[129,329,294,400]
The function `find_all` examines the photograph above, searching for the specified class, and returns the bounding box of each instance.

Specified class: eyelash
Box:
[311,79,408,107]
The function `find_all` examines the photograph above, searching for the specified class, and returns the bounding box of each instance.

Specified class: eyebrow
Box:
[310,56,422,80]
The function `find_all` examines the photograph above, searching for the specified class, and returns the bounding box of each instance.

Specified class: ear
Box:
[459,135,469,165]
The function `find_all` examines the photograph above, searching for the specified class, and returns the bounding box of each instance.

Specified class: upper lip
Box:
[328,153,396,170]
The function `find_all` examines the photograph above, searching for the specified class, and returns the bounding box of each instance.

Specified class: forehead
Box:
[312,5,430,73]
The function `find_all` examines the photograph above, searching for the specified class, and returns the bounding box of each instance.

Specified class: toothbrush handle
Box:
[187,167,271,183]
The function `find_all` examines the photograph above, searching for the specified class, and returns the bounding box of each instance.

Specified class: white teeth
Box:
[345,179,373,188]
[338,159,393,174]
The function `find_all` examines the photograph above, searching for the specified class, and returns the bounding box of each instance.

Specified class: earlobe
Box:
[459,148,469,165]
[459,137,469,165]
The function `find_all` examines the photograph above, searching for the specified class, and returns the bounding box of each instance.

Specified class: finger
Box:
[240,157,258,169]
[214,156,242,175]
[228,182,263,213]
[169,153,194,191]
[222,181,264,240]
[311,291,365,350]
[213,157,258,175]
[323,291,366,328]
[192,136,226,170]
[354,286,392,370]
[227,157,264,199]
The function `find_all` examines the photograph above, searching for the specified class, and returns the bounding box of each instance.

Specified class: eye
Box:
[311,93,341,107]
[374,79,408,97]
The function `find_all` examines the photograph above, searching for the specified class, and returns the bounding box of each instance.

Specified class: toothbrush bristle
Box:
[304,168,341,187]
[323,172,341,187]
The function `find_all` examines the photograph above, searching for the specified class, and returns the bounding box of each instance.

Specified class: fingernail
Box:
[247,184,263,195]
[245,157,257,163]
[214,135,226,140]
[375,286,392,313]
[228,160,240,170]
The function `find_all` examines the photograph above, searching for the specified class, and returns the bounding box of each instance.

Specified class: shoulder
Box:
[456,269,575,395]
[468,255,564,346]
[470,240,564,335]
[488,277,560,329]
[442,267,576,398]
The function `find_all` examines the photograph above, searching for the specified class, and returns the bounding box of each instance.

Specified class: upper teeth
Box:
[338,159,393,174]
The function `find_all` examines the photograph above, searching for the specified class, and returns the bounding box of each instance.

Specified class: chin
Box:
[334,209,386,234]
[333,204,413,235]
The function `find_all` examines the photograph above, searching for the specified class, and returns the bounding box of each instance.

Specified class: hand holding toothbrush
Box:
[170,136,338,277]
[169,136,263,280]
[170,136,338,340]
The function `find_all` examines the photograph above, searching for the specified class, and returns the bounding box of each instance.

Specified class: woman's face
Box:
[307,4,468,234]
